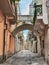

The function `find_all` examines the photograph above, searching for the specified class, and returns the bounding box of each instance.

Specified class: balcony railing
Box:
[17,15,33,22]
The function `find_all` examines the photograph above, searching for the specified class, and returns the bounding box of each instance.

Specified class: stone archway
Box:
[12,24,34,36]
[12,20,45,56]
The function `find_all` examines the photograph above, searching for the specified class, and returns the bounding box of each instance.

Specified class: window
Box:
[36,5,42,16]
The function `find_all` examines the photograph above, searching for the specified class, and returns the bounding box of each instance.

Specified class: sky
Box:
[19,0,32,40]
[19,0,32,15]
[23,30,29,40]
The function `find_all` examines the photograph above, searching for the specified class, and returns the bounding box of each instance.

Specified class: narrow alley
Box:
[0,0,49,65]
[3,50,47,65]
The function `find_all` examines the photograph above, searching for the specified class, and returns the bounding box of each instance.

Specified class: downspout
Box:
[2,16,6,63]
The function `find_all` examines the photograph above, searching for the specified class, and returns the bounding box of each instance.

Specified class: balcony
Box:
[0,0,15,17]
[17,15,33,22]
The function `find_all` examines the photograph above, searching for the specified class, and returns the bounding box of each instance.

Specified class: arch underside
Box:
[12,24,34,36]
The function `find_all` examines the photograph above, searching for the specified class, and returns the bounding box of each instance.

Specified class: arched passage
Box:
[12,24,34,36]
[12,22,45,57]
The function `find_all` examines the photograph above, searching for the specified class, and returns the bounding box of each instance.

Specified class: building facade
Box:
[15,31,24,51]
[29,0,49,63]
[0,0,20,63]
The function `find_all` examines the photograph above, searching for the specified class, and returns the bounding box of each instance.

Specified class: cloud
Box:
[21,6,29,15]
[19,0,32,15]
[19,0,27,5]
[23,34,27,41]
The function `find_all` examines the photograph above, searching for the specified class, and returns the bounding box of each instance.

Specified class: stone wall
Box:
[0,10,4,63]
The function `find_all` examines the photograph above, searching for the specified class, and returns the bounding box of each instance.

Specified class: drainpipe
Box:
[2,16,7,63]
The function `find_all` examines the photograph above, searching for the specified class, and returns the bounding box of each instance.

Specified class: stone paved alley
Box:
[2,50,48,65]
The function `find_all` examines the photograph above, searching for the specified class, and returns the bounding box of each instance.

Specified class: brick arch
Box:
[12,24,33,36]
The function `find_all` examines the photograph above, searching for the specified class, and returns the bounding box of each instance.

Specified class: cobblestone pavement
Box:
[2,50,48,65]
